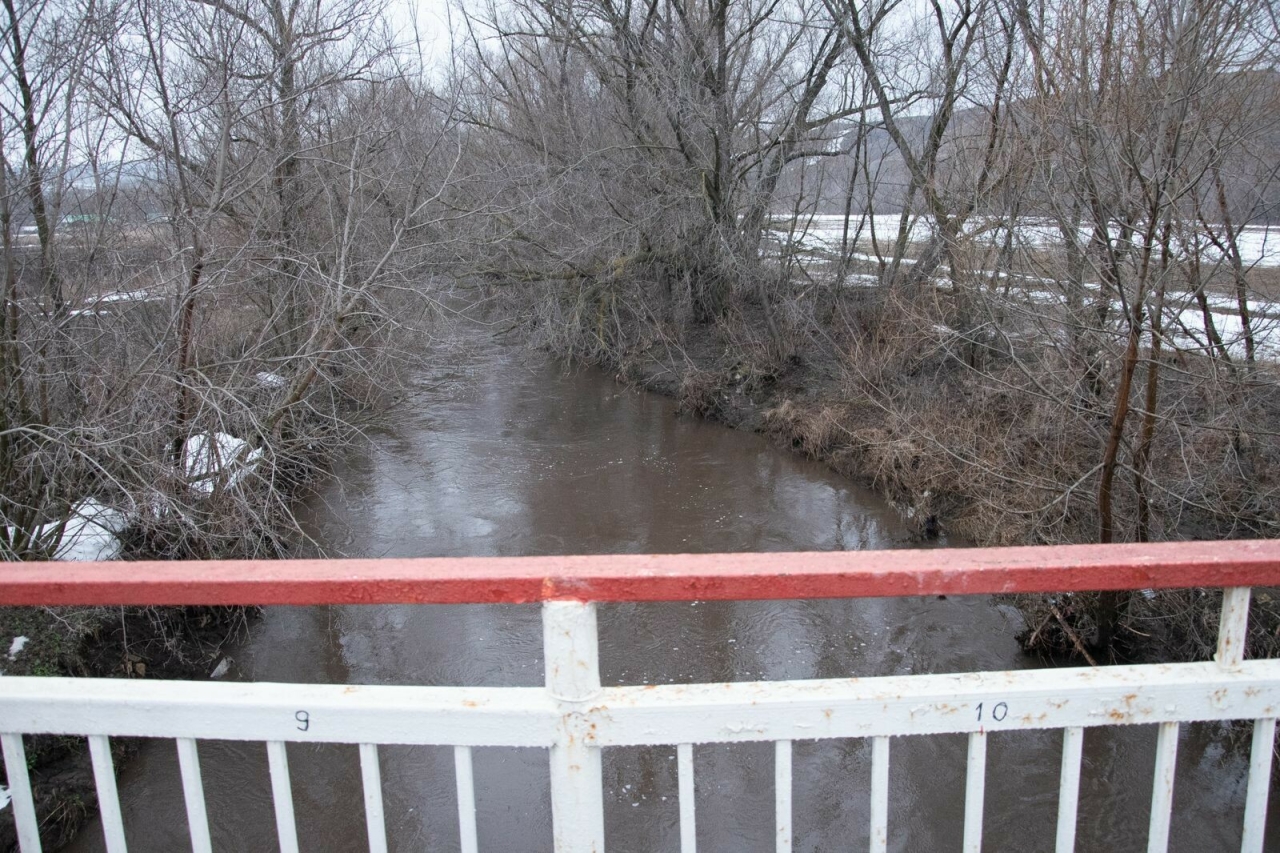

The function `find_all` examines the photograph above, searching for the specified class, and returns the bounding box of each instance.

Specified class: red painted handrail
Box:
[1,541,1278,606]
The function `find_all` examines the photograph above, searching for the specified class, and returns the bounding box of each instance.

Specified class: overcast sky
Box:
[390,0,462,74]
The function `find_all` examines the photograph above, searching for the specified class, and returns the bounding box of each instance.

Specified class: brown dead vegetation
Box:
[507,265,1280,665]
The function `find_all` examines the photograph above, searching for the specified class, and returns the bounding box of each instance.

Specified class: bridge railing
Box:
[2,542,1279,853]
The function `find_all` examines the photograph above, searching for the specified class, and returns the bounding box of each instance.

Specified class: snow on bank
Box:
[8,636,28,660]
[254,371,288,389]
[184,432,264,495]
[48,499,125,560]
[3,499,126,561]
[2,435,265,561]
[0,784,9,811]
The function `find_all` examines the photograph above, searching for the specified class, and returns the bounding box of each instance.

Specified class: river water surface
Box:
[67,317,1274,851]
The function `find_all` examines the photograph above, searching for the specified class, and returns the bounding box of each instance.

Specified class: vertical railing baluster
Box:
[2,733,43,853]
[88,735,127,853]
[963,731,987,853]
[176,738,212,853]
[677,743,696,853]
[266,741,299,853]
[1240,717,1276,853]
[869,736,890,853]
[1147,722,1179,853]
[543,600,606,853]
[1055,727,1084,853]
[455,745,479,853]
[1217,588,1256,853]
[1216,587,1252,668]
[359,743,389,853]
[775,740,792,853]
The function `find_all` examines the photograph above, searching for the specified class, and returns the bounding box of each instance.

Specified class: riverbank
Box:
[0,605,249,850]
[0,362,403,851]
[522,284,1280,663]
[559,292,1027,543]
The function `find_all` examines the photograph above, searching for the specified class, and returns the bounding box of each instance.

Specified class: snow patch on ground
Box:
[184,432,264,495]
[775,216,1280,362]
[53,499,125,560]
[4,499,125,561]
[1167,305,1280,362]
[8,636,28,660]
[996,286,1280,361]
[254,371,288,389]
[69,289,164,317]
[776,217,1280,268]
[847,250,916,266]
[0,784,10,811]
[95,289,156,303]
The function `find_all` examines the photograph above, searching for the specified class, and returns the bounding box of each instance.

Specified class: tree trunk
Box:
[2,0,62,313]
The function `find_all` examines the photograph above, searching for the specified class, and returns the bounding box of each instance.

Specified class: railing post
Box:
[1216,587,1251,668]
[544,600,606,853]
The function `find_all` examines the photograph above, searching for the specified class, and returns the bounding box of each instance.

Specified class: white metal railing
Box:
[2,546,1279,852]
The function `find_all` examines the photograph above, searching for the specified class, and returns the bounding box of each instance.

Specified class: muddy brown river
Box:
[66,318,1276,851]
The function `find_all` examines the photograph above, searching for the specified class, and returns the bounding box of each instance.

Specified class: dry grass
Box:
[511,224,1280,662]
[762,399,843,456]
